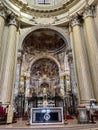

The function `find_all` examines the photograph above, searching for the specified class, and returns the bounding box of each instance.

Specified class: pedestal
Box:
[77,106,88,123]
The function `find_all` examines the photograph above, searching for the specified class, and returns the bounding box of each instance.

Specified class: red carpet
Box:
[65,115,74,120]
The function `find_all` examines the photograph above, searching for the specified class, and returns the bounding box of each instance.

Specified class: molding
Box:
[0,2,7,19]
[2,0,96,26]
[28,53,61,72]
[9,0,79,14]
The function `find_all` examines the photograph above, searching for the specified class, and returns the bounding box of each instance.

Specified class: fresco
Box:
[31,58,59,78]
[23,29,65,54]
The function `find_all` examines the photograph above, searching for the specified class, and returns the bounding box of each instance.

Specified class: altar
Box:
[30,107,64,125]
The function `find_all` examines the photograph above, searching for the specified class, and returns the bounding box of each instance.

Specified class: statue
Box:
[43,87,47,95]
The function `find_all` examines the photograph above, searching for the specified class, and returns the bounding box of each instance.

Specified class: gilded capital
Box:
[0,2,6,19]
[83,6,94,19]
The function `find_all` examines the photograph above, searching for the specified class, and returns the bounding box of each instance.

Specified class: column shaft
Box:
[0,7,6,72]
[68,53,77,95]
[0,4,6,101]
[1,18,18,104]
[36,80,39,95]
[51,80,55,97]
[83,7,98,100]
[69,27,80,103]
[72,18,94,104]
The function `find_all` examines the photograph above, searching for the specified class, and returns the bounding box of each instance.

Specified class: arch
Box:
[28,54,61,73]
[40,83,49,88]
[19,25,70,50]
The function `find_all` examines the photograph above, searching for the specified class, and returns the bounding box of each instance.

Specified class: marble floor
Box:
[0,119,98,130]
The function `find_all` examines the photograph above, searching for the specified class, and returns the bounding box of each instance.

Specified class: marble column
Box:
[0,3,6,72]
[1,15,19,105]
[0,4,6,101]
[68,51,78,113]
[51,79,55,97]
[68,51,77,95]
[14,51,23,97]
[83,6,98,101]
[71,17,94,104]
[36,79,39,95]
[60,76,65,97]
[68,27,80,102]
[63,75,66,94]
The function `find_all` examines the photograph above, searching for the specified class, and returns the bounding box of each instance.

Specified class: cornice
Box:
[9,0,79,14]
[2,0,97,26]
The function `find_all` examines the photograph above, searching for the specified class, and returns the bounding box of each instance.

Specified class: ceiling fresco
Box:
[23,29,66,54]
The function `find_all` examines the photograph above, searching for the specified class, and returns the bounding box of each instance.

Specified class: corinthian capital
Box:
[71,15,81,27]
[83,6,94,19]
[0,2,6,19]
[0,1,4,10]
[8,12,19,27]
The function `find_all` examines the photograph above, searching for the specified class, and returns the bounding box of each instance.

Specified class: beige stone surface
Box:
[7,105,13,124]
[1,24,18,104]
[72,19,94,104]
[84,9,98,101]
[0,16,5,70]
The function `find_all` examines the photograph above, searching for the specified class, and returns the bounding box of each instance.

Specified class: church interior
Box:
[0,0,98,129]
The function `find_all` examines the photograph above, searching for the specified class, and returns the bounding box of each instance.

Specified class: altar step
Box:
[0,123,98,130]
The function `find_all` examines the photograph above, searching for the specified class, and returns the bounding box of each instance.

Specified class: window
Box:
[38,0,50,4]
